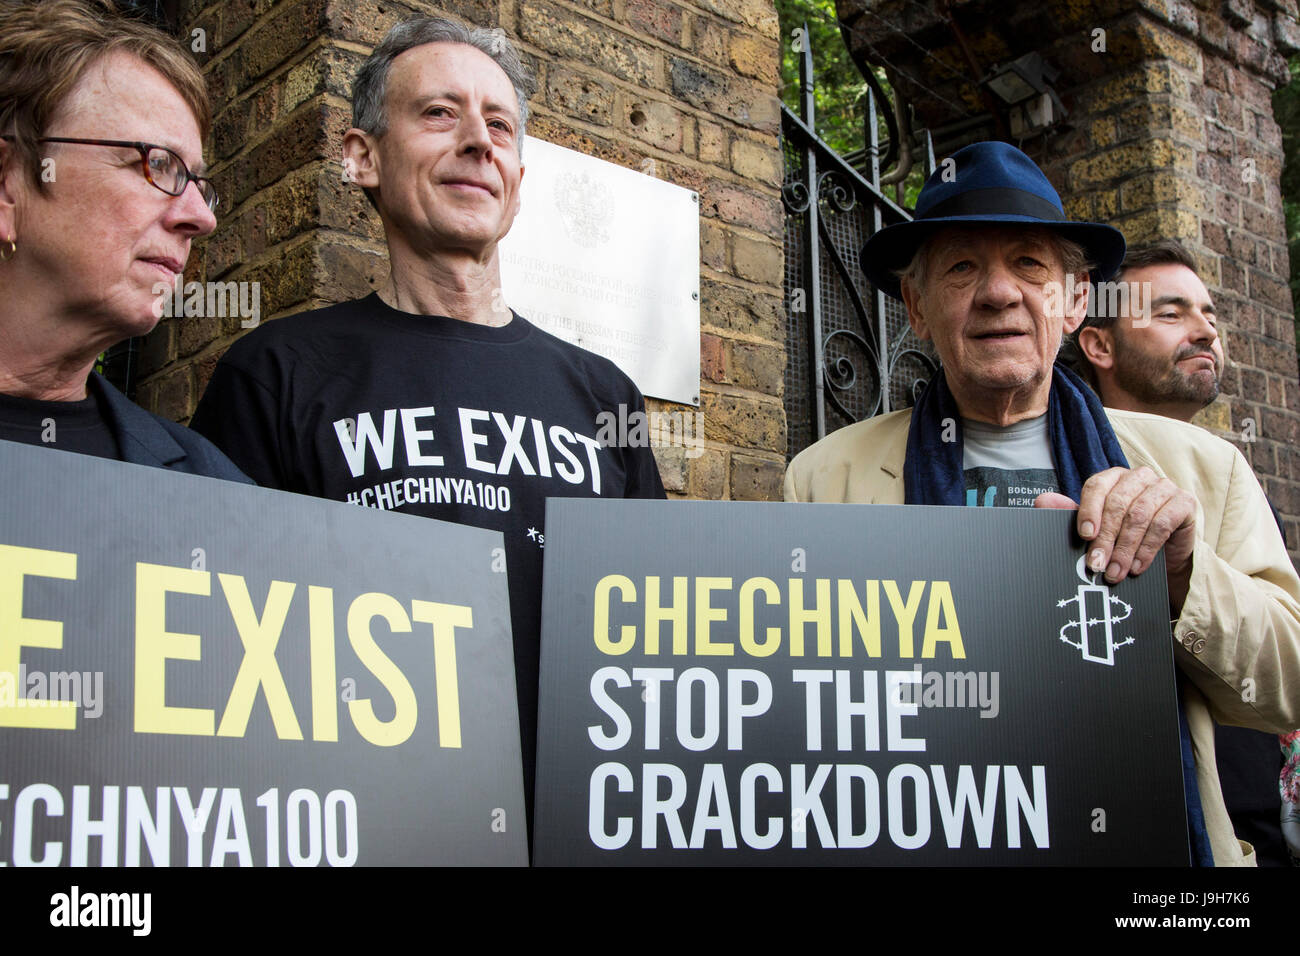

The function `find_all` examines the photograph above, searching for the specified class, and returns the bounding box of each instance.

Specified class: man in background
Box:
[1074,239,1293,865]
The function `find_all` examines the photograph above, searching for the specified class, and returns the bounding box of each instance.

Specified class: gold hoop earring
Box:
[0,237,14,261]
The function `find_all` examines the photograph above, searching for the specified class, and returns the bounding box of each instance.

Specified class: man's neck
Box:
[380,242,511,327]
[1098,385,1197,423]
[948,377,1051,427]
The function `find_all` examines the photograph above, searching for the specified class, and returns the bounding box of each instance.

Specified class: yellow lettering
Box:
[883,580,926,658]
[0,544,78,729]
[346,592,416,746]
[594,574,637,655]
[739,577,781,657]
[694,577,733,655]
[644,576,689,655]
[134,562,214,735]
[215,575,302,739]
[411,601,473,748]
[838,579,880,657]
[788,578,832,657]
[921,581,965,659]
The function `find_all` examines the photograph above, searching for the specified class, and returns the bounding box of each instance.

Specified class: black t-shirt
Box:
[0,388,120,460]
[190,294,667,806]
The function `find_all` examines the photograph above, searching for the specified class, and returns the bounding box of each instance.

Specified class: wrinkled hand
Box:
[1036,466,1196,612]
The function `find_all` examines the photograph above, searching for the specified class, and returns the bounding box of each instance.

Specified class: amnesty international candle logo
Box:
[533,499,1189,866]
[1057,553,1135,667]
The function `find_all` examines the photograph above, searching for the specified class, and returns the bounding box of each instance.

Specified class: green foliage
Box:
[775,0,868,157]
[1274,55,1300,336]
[775,0,927,208]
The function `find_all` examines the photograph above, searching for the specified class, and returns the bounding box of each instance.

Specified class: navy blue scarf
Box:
[903,363,1126,505]
[903,362,1214,865]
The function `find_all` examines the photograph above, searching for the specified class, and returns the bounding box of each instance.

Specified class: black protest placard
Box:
[0,440,526,866]
[534,499,1189,865]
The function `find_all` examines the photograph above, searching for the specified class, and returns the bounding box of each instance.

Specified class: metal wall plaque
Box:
[500,136,701,406]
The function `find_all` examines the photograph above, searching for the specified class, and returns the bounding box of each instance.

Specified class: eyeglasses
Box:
[17,137,219,211]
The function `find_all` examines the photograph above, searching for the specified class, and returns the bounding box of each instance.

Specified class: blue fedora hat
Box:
[861,141,1126,300]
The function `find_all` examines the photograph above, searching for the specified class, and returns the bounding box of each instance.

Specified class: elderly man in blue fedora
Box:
[785,141,1300,866]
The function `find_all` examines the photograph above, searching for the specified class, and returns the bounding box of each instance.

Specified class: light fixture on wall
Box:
[982,53,1068,138]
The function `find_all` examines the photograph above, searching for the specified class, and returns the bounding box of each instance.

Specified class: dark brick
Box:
[1233,300,1262,334]
[137,321,176,378]
[1242,200,1285,237]
[1249,268,1292,310]
[211,96,252,162]
[701,180,782,234]
[1202,221,1229,254]
[154,367,195,424]
[205,223,243,280]
[231,0,328,91]
[216,0,258,48]
[626,0,684,45]
[730,341,784,396]
[701,332,728,383]
[178,311,220,359]
[688,447,727,499]
[315,240,388,304]
[700,278,782,341]
[193,350,224,401]
[1239,366,1268,402]
[1207,122,1235,156]
[239,239,316,316]
[1217,191,1241,224]
[1203,57,1232,92]
[1262,408,1300,445]
[669,57,779,132]
[1223,0,1252,29]
[1221,259,1248,294]
[547,66,615,126]
[133,378,158,416]
[1253,337,1300,375]
[701,392,784,449]
[1228,230,1259,265]
[729,453,785,501]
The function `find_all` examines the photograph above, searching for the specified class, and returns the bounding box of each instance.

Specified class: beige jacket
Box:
[785,407,1300,866]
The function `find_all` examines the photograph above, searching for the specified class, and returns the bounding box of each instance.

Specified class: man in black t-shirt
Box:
[191,18,666,822]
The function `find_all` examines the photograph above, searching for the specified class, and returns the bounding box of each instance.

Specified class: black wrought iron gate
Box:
[782,32,939,461]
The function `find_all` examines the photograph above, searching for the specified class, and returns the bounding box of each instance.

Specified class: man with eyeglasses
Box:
[0,0,245,481]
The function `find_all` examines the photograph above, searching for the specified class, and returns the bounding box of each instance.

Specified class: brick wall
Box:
[1054,1,1300,551]
[837,0,1300,559]
[142,0,787,501]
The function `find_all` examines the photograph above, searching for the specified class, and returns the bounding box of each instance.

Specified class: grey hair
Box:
[351,17,536,150]
[895,228,1091,294]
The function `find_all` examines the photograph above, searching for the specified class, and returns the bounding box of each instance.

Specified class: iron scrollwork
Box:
[816,170,857,213]
[781,29,938,457]
[823,328,880,423]
[782,178,811,214]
